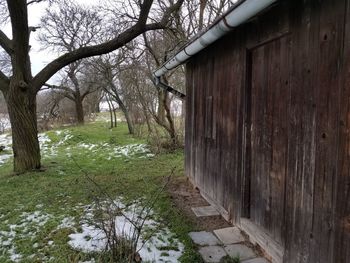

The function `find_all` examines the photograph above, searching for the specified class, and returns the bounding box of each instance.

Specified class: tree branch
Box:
[27,0,45,5]
[0,30,13,54]
[44,83,75,101]
[33,27,151,91]
[158,0,185,26]
[143,33,160,66]
[32,0,185,92]
[82,86,101,99]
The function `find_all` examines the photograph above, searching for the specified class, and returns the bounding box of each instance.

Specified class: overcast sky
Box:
[2,0,235,83]
[2,0,98,81]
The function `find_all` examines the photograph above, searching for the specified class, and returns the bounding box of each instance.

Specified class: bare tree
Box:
[103,92,118,129]
[38,0,104,124]
[45,63,102,124]
[177,0,235,38]
[89,53,136,134]
[0,0,184,173]
[36,90,63,131]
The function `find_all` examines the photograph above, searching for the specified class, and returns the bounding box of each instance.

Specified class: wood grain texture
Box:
[185,0,349,262]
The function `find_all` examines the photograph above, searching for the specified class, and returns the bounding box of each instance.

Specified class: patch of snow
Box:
[68,201,184,263]
[9,247,22,262]
[79,260,95,263]
[38,133,51,145]
[0,129,154,167]
[20,211,51,227]
[40,130,73,158]
[56,131,73,146]
[57,217,75,229]
[0,114,11,133]
[0,133,11,146]
[77,143,98,151]
[110,144,153,159]
[0,210,53,262]
[0,133,12,165]
[0,153,12,165]
[68,224,106,252]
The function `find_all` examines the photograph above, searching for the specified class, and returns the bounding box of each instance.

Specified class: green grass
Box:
[0,120,201,263]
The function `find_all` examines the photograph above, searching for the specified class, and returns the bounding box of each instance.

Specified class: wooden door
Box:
[248,36,290,245]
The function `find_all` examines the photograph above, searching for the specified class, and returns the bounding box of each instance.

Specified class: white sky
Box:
[2,0,98,81]
[1,0,235,82]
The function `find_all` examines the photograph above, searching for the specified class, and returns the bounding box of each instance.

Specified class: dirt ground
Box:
[167,176,231,231]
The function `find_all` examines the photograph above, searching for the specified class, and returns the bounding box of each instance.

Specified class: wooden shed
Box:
[154,0,350,262]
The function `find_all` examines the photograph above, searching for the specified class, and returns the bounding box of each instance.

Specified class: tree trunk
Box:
[106,95,114,128]
[107,84,134,134]
[113,107,117,127]
[157,89,166,123]
[163,91,178,146]
[198,0,207,31]
[156,78,178,146]
[5,84,41,173]
[75,96,84,124]
[123,109,134,135]
[114,96,133,134]
[95,101,100,113]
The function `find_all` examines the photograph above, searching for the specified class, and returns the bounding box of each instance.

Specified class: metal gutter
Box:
[156,80,186,100]
[153,0,277,80]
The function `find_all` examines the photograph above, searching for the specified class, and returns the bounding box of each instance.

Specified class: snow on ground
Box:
[56,130,73,146]
[0,133,13,165]
[0,114,11,133]
[38,133,54,156]
[93,112,123,123]
[0,127,154,168]
[57,216,75,229]
[1,200,182,262]
[0,132,57,166]
[69,200,184,263]
[0,210,53,262]
[108,144,155,159]
[72,142,154,160]
[0,153,12,165]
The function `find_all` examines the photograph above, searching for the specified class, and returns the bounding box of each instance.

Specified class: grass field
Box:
[0,120,202,263]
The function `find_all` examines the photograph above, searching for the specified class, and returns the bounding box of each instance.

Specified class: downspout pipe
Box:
[154,77,186,100]
[153,0,277,82]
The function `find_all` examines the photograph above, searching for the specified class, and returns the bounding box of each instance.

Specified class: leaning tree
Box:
[0,0,184,173]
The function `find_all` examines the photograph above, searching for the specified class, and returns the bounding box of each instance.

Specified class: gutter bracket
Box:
[154,76,186,100]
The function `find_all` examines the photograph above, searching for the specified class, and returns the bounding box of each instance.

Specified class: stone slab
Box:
[189,231,221,246]
[213,227,245,244]
[191,206,220,217]
[242,257,270,263]
[224,244,256,261]
[198,246,228,263]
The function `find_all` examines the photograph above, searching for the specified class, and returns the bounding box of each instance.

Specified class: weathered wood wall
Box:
[185,0,350,262]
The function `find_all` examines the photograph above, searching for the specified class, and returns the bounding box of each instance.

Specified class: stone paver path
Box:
[224,244,256,260]
[189,231,221,246]
[190,205,270,263]
[199,246,228,262]
[214,227,245,244]
[191,205,221,217]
